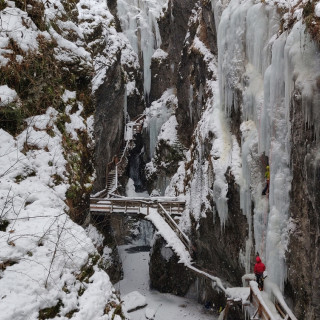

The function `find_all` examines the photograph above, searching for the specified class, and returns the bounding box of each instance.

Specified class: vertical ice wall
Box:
[218,0,282,278]
[216,0,320,290]
[264,21,320,289]
[145,88,177,159]
[117,0,167,96]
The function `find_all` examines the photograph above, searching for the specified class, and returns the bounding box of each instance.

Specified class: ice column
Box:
[146,89,176,158]
[262,33,291,290]
[218,0,251,115]
[117,0,167,96]
[264,21,320,290]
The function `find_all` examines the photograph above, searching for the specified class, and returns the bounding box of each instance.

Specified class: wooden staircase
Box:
[103,114,145,197]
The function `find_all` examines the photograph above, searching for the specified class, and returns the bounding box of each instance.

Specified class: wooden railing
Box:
[90,197,185,216]
[157,202,190,249]
[249,281,297,320]
[268,283,298,320]
[250,283,275,320]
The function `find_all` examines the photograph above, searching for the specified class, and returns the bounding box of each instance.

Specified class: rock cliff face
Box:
[176,0,217,147]
[150,0,196,103]
[192,171,248,286]
[93,43,144,193]
[149,237,195,295]
[146,0,247,306]
[147,0,248,305]
[93,52,125,191]
[90,215,123,283]
[144,0,320,317]
[287,88,320,318]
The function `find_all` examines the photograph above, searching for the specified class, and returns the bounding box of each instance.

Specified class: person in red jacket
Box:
[254,256,266,290]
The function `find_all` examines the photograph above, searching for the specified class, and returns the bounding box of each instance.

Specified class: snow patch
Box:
[86,224,105,248]
[122,291,147,313]
[152,48,168,60]
[0,85,18,106]
[316,3,320,17]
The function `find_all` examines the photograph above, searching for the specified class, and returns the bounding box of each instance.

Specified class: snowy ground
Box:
[119,180,218,320]
[116,245,218,320]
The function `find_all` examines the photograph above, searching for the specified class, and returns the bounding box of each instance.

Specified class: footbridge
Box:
[90,113,297,320]
[90,196,189,248]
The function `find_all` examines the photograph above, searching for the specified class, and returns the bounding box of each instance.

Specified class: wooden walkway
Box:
[90,197,185,216]
[224,275,298,320]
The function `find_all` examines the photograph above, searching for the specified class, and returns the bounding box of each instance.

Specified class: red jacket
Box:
[254,257,266,274]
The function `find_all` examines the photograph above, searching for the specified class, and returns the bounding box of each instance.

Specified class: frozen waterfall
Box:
[216,0,320,291]
[117,0,167,97]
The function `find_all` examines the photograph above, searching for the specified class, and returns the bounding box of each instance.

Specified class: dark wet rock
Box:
[107,0,122,32]
[150,0,196,104]
[149,53,172,102]
[93,51,125,192]
[191,171,248,287]
[149,236,195,296]
[125,245,151,253]
[128,133,147,192]
[176,1,217,147]
[90,214,123,283]
[286,88,320,319]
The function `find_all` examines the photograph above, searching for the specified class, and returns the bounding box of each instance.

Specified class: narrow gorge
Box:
[0,0,319,319]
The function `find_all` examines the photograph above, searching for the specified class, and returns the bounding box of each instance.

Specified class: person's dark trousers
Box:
[255,273,264,290]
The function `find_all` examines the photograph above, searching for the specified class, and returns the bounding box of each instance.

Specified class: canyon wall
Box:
[141,0,320,317]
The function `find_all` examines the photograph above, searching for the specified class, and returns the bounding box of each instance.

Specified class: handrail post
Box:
[106,165,108,188]
[115,165,118,190]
